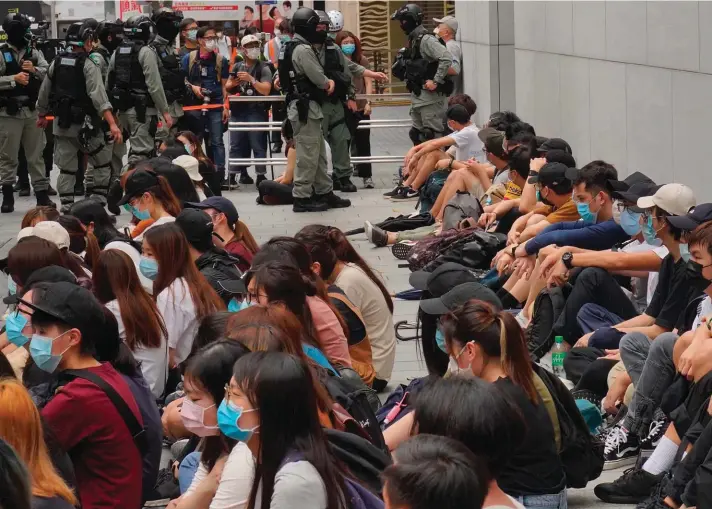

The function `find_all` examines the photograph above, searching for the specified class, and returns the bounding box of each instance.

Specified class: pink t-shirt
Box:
[306,296,352,368]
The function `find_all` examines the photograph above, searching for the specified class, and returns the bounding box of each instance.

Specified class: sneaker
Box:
[392,241,415,260]
[363,177,375,189]
[603,426,641,470]
[640,417,669,451]
[383,185,403,198]
[594,467,662,504]
[271,142,282,153]
[635,479,668,509]
[364,221,388,247]
[255,174,267,187]
[339,177,357,193]
[239,172,254,185]
[514,310,530,329]
[390,187,419,201]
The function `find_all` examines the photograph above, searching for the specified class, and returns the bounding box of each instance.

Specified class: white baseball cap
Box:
[433,15,458,33]
[241,34,259,47]
[17,221,71,251]
[636,183,696,217]
[173,155,203,182]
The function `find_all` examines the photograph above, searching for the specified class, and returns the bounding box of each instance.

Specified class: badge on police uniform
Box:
[3,52,12,62]
[201,67,207,77]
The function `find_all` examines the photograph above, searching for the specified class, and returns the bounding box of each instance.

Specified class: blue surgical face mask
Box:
[279,34,291,43]
[642,215,663,247]
[187,29,198,41]
[576,199,598,224]
[217,399,259,441]
[139,256,159,280]
[341,43,356,55]
[7,275,16,295]
[619,209,642,236]
[5,311,29,347]
[435,328,447,353]
[123,203,151,221]
[536,189,541,203]
[680,244,691,262]
[29,330,72,373]
[227,298,251,312]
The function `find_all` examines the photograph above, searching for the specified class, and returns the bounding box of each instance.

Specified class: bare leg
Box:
[411,155,447,190]
[404,151,440,187]
[522,258,547,318]
[433,170,480,222]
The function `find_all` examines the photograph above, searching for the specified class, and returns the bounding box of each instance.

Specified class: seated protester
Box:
[56,215,90,259]
[157,136,188,156]
[176,131,220,196]
[169,340,252,507]
[173,155,213,201]
[138,157,201,204]
[142,223,226,369]
[175,209,245,307]
[92,250,169,398]
[224,351,368,509]
[68,199,152,292]
[21,205,60,229]
[186,196,257,272]
[0,438,32,509]
[392,104,484,202]
[257,122,297,206]
[19,282,144,508]
[0,379,77,509]
[117,169,182,242]
[159,146,192,161]
[298,225,396,391]
[383,435,489,509]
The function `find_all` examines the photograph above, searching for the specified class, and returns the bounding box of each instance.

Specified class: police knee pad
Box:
[421,128,436,141]
[409,127,422,146]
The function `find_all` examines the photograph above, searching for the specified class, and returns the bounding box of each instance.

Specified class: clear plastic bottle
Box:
[552,335,566,378]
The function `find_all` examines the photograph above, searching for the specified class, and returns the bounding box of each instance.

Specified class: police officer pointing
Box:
[392,4,452,146]
[108,14,172,165]
[279,7,351,213]
[0,13,53,212]
[36,19,123,212]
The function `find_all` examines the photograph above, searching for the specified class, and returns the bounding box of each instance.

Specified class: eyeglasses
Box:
[202,36,218,42]
[245,291,267,304]
[224,383,239,405]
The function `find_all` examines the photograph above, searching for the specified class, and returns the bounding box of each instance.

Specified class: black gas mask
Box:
[156,17,181,42]
[7,24,31,49]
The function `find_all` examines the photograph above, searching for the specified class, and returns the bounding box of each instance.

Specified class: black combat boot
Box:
[35,190,56,208]
[317,191,351,209]
[293,196,328,213]
[1,184,14,213]
[339,177,357,193]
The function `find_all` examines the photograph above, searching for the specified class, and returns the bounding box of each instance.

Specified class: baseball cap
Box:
[176,208,214,247]
[433,15,458,33]
[410,262,480,294]
[538,137,572,155]
[637,183,696,217]
[117,169,159,206]
[18,281,105,340]
[477,127,506,159]
[3,265,77,305]
[17,221,70,251]
[666,203,712,231]
[608,171,655,196]
[527,162,573,188]
[544,149,576,168]
[420,282,502,315]
[173,155,203,182]
[185,196,239,226]
[612,182,660,208]
[241,34,259,46]
[446,104,470,124]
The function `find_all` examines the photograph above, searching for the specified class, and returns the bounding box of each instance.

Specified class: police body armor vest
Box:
[403,25,453,96]
[92,46,111,65]
[0,44,40,113]
[111,39,153,112]
[323,40,351,103]
[49,51,96,128]
[278,39,325,107]
[150,39,184,104]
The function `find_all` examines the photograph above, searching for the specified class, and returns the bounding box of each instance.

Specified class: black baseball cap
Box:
[420,282,502,315]
[185,196,239,226]
[477,127,506,158]
[538,137,572,155]
[446,104,470,124]
[18,281,105,339]
[4,265,77,305]
[608,171,656,196]
[117,169,160,206]
[527,162,572,187]
[176,208,214,247]
[609,172,659,208]
[544,149,576,168]
[409,262,480,295]
[667,203,712,231]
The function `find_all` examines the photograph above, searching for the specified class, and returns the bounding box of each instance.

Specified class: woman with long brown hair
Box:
[0,379,77,509]
[93,249,169,398]
[177,130,220,195]
[142,223,225,368]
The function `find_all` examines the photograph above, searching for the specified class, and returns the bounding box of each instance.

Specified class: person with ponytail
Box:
[297,225,395,391]
[117,168,183,242]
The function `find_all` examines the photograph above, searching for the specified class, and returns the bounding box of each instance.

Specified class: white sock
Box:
[643,436,678,475]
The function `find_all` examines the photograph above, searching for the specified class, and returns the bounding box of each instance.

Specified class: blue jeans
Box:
[514,489,567,509]
[186,109,225,172]
[229,108,268,176]
[178,451,201,494]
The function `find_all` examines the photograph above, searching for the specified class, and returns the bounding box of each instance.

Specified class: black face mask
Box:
[103,35,122,52]
[157,20,181,43]
[539,188,554,207]
[309,27,328,44]
[685,260,711,292]
[8,28,30,48]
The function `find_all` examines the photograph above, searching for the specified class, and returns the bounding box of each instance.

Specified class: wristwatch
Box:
[562,252,574,270]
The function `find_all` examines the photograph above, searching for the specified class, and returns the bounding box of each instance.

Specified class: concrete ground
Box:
[0,105,631,507]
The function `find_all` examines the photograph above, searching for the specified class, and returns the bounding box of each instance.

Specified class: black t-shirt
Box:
[328,285,367,347]
[645,254,702,330]
[492,377,566,496]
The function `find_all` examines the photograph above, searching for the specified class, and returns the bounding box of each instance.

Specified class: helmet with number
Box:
[124,14,154,42]
[391,3,423,34]
[152,7,183,42]
[3,13,32,48]
[327,10,344,33]
[97,19,124,52]
[66,18,98,47]
[290,7,323,44]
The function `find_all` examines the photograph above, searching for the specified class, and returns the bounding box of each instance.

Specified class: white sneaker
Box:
[363,177,375,189]
[514,310,530,329]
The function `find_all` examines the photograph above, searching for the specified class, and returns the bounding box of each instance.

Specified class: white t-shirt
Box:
[449,124,484,162]
[486,497,526,509]
[105,299,169,398]
[133,215,176,242]
[104,240,153,293]
[691,295,712,330]
[156,278,198,365]
[185,443,254,509]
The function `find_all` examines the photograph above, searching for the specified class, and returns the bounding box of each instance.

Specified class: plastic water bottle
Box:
[552,336,566,378]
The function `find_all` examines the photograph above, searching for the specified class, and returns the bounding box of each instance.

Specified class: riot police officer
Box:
[36,19,123,212]
[150,7,186,142]
[278,7,351,213]
[0,12,53,212]
[107,14,172,165]
[392,4,452,146]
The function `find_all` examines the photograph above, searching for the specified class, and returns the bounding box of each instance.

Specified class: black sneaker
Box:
[339,177,357,193]
[383,185,402,198]
[635,479,668,509]
[239,172,254,185]
[364,221,388,247]
[603,425,640,470]
[293,197,328,213]
[318,191,351,209]
[391,187,419,201]
[594,467,662,504]
[255,174,267,187]
[640,417,669,452]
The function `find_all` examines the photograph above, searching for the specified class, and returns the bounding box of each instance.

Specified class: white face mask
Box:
[246,47,260,60]
[205,40,217,51]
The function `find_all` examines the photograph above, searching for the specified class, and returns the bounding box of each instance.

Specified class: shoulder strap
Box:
[216,54,223,78]
[188,49,198,76]
[61,369,148,455]
[329,291,366,322]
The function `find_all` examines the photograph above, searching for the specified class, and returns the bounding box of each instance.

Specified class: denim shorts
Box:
[514,489,567,509]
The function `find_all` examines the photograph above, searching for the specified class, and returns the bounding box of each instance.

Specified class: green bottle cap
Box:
[555,336,563,343]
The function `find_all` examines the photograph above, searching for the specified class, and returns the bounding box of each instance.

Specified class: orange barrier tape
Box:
[182,103,226,111]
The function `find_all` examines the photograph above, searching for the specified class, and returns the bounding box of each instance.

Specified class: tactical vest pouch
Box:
[5,98,18,116]
[436,80,454,96]
[110,87,132,112]
[54,98,74,129]
[133,94,148,123]
[392,52,407,81]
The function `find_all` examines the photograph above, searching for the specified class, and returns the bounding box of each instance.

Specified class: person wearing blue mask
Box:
[18,281,145,509]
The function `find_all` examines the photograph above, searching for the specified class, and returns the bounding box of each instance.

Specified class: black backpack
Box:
[533,364,604,488]
[527,285,569,361]
[325,429,392,495]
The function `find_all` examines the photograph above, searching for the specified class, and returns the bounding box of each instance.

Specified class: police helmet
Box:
[2,12,31,33]
[65,18,98,47]
[97,19,124,50]
[290,7,320,43]
[124,14,154,42]
[327,10,343,33]
[391,3,423,34]
[152,7,183,41]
